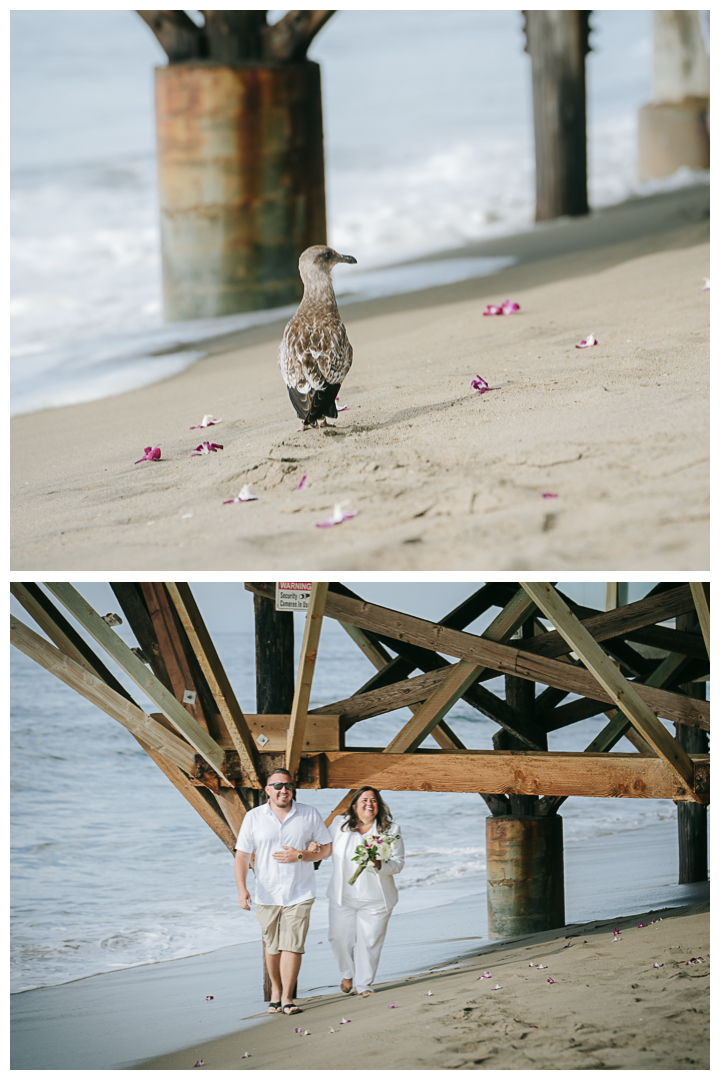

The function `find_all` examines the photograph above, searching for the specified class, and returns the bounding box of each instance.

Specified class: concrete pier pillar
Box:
[638,11,710,180]
[486,815,565,938]
[155,61,326,321]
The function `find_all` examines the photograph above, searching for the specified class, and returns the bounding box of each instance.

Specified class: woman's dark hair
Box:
[341,787,393,833]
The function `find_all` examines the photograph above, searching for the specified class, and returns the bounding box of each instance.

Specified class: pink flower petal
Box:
[190,415,222,429]
[491,984,503,990]
[575,334,598,348]
[471,375,500,394]
[542,492,558,498]
[297,472,308,490]
[193,1061,204,1068]
[546,978,555,984]
[340,1018,351,1024]
[335,397,348,412]
[190,441,223,457]
[652,963,664,968]
[316,502,359,528]
[637,922,647,928]
[205,995,214,1000]
[537,965,547,970]
[702,278,710,291]
[500,300,520,314]
[388,1003,397,1008]
[241,1052,251,1058]
[223,485,258,504]
[134,445,161,464]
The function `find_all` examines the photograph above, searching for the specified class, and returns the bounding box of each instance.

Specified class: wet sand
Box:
[10,184,709,570]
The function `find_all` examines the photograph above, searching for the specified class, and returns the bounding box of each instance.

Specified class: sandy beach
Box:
[138,900,709,1071]
[10,185,709,571]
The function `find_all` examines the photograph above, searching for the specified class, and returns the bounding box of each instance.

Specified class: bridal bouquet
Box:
[348,831,401,885]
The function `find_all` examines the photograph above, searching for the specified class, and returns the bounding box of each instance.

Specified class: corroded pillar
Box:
[486,815,565,938]
[638,11,710,180]
[155,61,327,320]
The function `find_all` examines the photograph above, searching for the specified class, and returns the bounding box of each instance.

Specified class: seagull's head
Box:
[299,245,357,283]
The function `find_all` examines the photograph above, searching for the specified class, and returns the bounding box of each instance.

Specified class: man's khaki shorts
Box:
[256,899,315,954]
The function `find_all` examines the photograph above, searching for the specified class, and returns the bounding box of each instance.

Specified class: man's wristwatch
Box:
[297,850,304,860]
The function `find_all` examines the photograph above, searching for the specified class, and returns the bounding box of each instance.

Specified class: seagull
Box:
[279,245,356,429]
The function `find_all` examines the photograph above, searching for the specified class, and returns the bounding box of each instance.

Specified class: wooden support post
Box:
[676,612,708,884]
[519,583,699,800]
[253,583,296,1002]
[495,620,544,815]
[44,582,231,783]
[166,582,262,789]
[524,10,590,221]
[287,583,328,778]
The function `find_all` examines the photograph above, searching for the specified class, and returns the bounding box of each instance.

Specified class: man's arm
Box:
[273,841,332,863]
[234,849,252,909]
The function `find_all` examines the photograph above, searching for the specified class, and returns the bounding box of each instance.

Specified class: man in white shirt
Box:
[235,769,332,1016]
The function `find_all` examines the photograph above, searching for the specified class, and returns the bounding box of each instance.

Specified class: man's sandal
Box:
[282,1004,302,1015]
[268,1002,282,1013]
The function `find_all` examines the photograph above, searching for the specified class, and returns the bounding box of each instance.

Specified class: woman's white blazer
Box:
[327,818,405,913]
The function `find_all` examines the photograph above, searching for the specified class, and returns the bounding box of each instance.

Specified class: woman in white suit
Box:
[326,787,404,997]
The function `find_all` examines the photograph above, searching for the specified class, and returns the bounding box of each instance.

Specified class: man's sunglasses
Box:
[268,782,294,790]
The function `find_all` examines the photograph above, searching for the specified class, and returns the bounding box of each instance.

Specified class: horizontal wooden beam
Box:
[322,591,710,730]
[316,750,708,803]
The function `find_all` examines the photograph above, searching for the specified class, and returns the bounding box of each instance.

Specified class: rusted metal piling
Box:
[486,815,565,938]
[155,61,327,320]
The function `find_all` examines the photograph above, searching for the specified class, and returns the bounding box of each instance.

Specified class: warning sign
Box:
[276,582,313,611]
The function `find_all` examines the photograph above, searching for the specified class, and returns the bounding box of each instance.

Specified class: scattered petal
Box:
[335,397,348,412]
[241,1052,251,1059]
[529,1024,538,1029]
[702,278,710,290]
[491,984,503,991]
[181,512,194,519]
[483,299,520,315]
[297,472,308,490]
[637,922,647,928]
[542,492,558,498]
[388,1002,398,1008]
[190,415,222,429]
[528,963,536,968]
[328,1028,337,1034]
[686,956,705,964]
[426,992,434,996]
[190,441,223,456]
[652,963,664,969]
[538,965,547,970]
[563,942,573,948]
[205,995,214,1000]
[575,333,598,348]
[193,1061,204,1068]
[478,971,492,979]
[224,485,258,504]
[546,978,555,984]
[340,1018,351,1024]
[135,445,161,464]
[471,375,500,394]
[316,501,359,528]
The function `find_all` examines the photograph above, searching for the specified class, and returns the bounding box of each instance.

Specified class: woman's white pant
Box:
[328,897,392,993]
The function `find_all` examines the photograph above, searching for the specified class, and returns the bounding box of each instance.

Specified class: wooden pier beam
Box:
[676,612,708,884]
[287,583,328,778]
[523,10,590,221]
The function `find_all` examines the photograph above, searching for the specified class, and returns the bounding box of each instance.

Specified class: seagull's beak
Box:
[337,253,357,265]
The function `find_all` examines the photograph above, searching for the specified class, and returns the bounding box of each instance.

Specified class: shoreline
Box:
[11,185,709,570]
[135,900,709,1071]
[10,819,709,1069]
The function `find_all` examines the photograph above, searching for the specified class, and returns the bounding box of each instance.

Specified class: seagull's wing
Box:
[279,311,353,393]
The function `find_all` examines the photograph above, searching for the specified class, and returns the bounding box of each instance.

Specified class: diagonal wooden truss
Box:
[10,581,710,852]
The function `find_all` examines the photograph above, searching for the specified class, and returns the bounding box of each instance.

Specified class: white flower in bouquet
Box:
[348,830,401,886]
